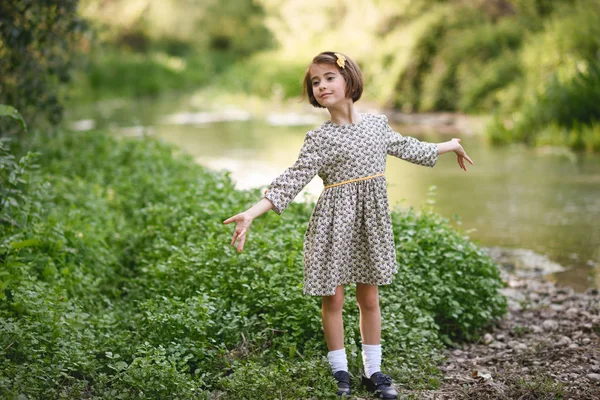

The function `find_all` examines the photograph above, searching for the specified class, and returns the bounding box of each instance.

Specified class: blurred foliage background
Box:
[2,0,599,150]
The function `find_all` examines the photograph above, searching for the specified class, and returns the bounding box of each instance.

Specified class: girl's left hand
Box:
[451,138,474,171]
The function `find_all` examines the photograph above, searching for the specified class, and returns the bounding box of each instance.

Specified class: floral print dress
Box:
[263,113,438,296]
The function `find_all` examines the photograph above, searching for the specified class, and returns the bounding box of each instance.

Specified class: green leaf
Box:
[0,104,27,132]
[9,238,40,249]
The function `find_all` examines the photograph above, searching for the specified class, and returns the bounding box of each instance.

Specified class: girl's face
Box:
[309,63,348,108]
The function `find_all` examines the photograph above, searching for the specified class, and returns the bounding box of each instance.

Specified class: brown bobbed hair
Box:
[302,51,363,108]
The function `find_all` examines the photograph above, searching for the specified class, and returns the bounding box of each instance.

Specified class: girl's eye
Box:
[327,77,334,81]
[312,81,319,86]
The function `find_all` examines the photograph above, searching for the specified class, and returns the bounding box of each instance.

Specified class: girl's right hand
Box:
[223,212,254,252]
[451,138,474,171]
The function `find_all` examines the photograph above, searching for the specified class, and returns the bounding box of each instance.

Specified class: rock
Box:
[515,343,528,352]
[483,333,494,344]
[554,294,569,303]
[569,343,579,349]
[508,340,522,349]
[485,247,566,277]
[582,338,591,344]
[550,304,564,311]
[529,292,540,301]
[456,358,467,363]
[540,309,557,318]
[531,325,543,333]
[542,319,559,331]
[508,300,523,312]
[556,336,572,346]
[522,311,535,319]
[490,342,507,349]
[501,287,526,301]
[566,307,579,317]
[587,373,600,382]
[496,333,506,341]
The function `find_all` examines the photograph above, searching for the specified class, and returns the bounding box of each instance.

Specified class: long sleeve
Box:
[263,130,324,215]
[382,115,438,167]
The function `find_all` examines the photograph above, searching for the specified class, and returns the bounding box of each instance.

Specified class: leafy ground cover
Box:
[0,130,506,399]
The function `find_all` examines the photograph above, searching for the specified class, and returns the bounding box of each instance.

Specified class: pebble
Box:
[556,336,572,346]
[550,304,564,311]
[514,343,528,352]
[508,340,521,349]
[495,333,506,341]
[531,325,543,333]
[566,307,579,317]
[569,343,579,349]
[522,311,535,319]
[542,319,559,331]
[529,292,540,301]
[489,342,507,349]
[483,333,494,344]
[587,373,600,382]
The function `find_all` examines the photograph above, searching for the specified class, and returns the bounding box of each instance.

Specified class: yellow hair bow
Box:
[334,53,346,69]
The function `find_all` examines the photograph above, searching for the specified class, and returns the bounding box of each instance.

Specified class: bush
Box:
[0,129,506,397]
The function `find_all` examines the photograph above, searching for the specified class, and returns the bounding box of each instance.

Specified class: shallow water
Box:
[67,95,600,291]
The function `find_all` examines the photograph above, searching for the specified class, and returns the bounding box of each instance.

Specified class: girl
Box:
[223,51,473,398]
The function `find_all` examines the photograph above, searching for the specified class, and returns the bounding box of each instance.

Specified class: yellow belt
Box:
[323,173,385,189]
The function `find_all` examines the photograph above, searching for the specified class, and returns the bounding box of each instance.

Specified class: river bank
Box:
[398,268,600,399]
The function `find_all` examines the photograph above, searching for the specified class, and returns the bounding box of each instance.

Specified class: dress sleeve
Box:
[263,130,323,215]
[382,115,438,167]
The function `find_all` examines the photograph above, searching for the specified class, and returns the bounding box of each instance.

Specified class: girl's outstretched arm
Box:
[437,138,474,171]
[223,198,274,252]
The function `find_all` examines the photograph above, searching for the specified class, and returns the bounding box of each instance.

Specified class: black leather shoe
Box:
[362,372,398,399]
[333,370,352,396]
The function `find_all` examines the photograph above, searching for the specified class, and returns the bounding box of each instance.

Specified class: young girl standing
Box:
[223,51,473,398]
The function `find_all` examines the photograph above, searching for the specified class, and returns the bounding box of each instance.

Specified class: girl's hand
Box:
[451,138,474,171]
[223,212,254,252]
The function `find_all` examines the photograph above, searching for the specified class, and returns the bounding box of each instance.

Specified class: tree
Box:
[0,0,86,135]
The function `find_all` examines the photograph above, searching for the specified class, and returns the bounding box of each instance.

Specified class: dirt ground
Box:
[399,275,600,400]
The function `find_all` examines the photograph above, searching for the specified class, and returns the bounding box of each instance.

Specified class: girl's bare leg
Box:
[356,283,381,344]
[321,285,345,350]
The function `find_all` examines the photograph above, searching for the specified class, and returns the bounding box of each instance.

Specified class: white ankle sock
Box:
[362,344,382,378]
[327,348,348,373]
